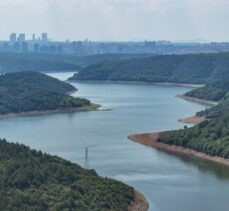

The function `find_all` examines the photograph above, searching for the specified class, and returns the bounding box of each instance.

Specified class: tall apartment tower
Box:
[41,33,48,42]
[32,34,36,41]
[73,41,83,55]
[18,33,26,42]
[10,33,17,42]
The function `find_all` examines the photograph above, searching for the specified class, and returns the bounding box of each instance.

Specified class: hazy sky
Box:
[1,0,229,41]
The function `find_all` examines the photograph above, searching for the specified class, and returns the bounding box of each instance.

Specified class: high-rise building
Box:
[32,34,36,41]
[73,41,83,55]
[41,33,48,42]
[34,44,40,53]
[10,33,17,42]
[18,33,26,42]
[3,42,10,51]
[13,42,20,52]
[21,42,28,52]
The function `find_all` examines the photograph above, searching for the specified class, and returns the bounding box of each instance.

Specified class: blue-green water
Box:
[0,72,229,211]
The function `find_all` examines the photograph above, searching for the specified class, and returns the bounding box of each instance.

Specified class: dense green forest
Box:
[159,80,229,159]
[185,79,229,101]
[0,72,91,114]
[0,139,134,210]
[0,52,149,73]
[197,98,229,119]
[65,53,150,67]
[70,52,229,84]
[184,78,229,118]
[159,111,229,158]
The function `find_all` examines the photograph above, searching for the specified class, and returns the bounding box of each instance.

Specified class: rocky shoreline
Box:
[176,94,218,106]
[128,191,149,211]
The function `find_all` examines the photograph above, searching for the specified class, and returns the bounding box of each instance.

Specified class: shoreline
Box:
[68,79,204,88]
[178,115,206,124]
[128,133,229,167]
[0,104,100,121]
[176,94,218,106]
[128,191,149,211]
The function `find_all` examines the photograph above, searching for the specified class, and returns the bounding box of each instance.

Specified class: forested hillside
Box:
[70,52,229,84]
[197,98,229,119]
[0,53,79,72]
[0,52,149,73]
[185,79,229,101]
[0,139,134,210]
[160,112,229,158]
[0,72,92,114]
[65,53,150,67]
[159,81,229,159]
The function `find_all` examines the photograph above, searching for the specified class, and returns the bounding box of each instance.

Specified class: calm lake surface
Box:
[1,72,229,211]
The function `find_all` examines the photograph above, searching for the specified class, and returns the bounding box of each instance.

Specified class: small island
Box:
[0,71,99,120]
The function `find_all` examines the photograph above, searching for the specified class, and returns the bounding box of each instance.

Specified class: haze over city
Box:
[1,1,229,211]
[1,0,229,41]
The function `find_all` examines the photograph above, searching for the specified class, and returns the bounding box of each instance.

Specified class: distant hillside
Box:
[0,52,150,73]
[0,72,93,115]
[70,52,229,84]
[65,53,151,67]
[0,53,80,73]
[185,79,229,102]
[0,139,134,210]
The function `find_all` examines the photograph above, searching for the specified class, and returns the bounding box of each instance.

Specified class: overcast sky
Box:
[0,0,228,42]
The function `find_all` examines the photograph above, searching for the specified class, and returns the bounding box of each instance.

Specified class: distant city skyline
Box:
[4,32,213,43]
[2,31,229,56]
[1,0,229,42]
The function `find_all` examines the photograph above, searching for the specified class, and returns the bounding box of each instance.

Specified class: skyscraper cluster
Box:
[10,33,49,43]
[2,32,66,53]
[1,33,229,55]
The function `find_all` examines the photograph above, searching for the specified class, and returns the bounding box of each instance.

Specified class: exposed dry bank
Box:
[128,191,149,211]
[176,94,218,106]
[128,133,229,166]
[0,104,100,121]
[178,115,206,124]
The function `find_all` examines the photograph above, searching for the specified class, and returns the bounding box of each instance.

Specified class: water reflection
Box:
[156,148,229,180]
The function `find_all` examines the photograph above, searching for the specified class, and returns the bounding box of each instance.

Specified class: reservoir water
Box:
[0,72,229,211]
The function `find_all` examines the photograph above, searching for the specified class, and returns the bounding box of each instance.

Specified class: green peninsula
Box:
[158,80,229,159]
[0,72,97,116]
